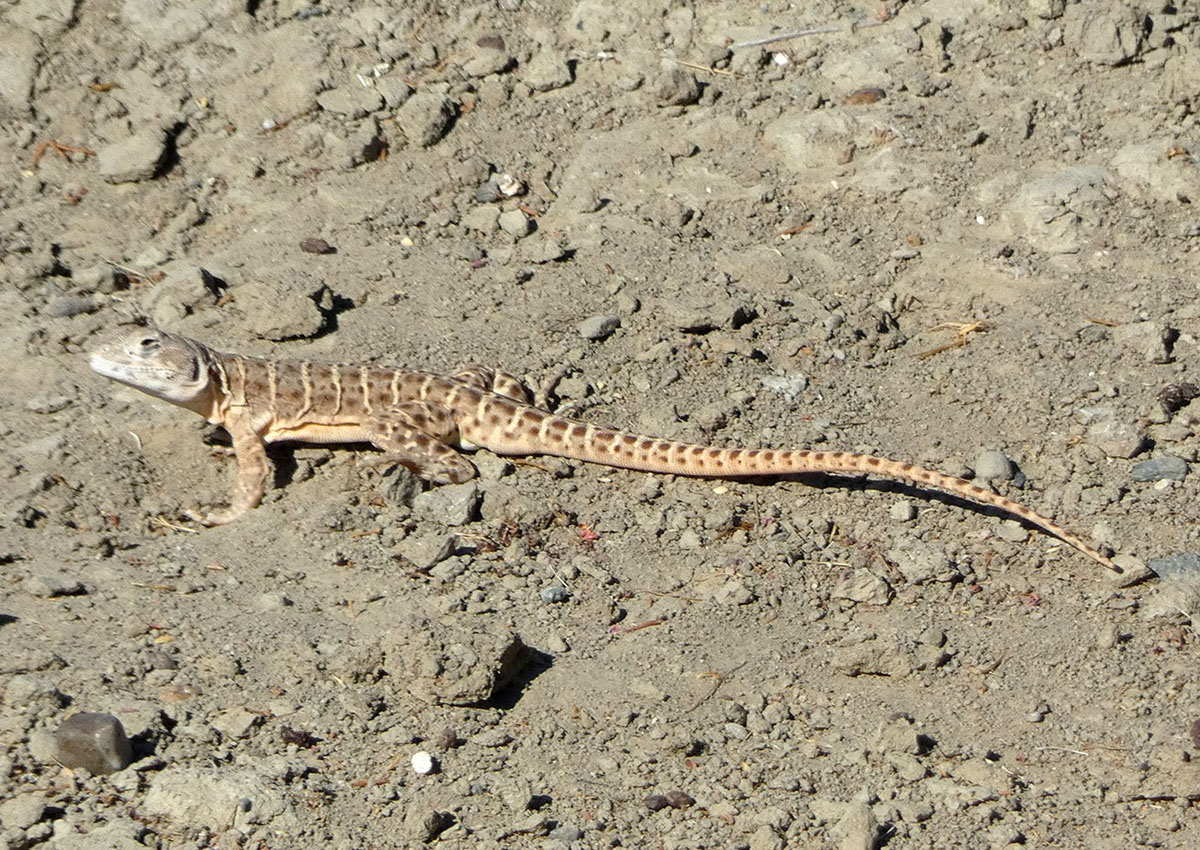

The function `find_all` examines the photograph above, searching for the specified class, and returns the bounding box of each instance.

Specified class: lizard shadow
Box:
[743,471,1044,530]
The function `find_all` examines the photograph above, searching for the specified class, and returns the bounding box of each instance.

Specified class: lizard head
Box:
[90,328,216,405]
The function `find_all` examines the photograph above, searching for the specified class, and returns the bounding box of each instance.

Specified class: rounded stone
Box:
[54,712,133,775]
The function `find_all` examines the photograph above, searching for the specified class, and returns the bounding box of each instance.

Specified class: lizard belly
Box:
[265,423,372,445]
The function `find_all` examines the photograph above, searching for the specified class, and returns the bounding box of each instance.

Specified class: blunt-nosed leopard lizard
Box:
[89,327,1122,574]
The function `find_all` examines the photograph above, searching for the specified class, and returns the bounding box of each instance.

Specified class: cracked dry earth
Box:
[3,0,1200,848]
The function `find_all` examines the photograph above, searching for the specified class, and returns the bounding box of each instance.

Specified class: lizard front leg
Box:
[188,422,270,526]
[363,401,477,484]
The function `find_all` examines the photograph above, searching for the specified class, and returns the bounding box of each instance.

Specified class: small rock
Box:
[834,802,880,850]
[396,532,456,570]
[97,130,167,183]
[549,825,584,843]
[1148,552,1200,580]
[578,314,620,341]
[663,790,695,809]
[498,209,534,238]
[974,450,1014,483]
[24,572,85,597]
[462,204,501,233]
[411,751,436,775]
[645,794,670,811]
[429,557,467,582]
[761,374,808,400]
[1064,3,1147,66]
[44,295,97,318]
[1159,382,1200,415]
[1112,321,1174,363]
[540,585,570,604]
[396,92,455,147]
[433,727,460,750]
[463,47,514,78]
[749,824,784,850]
[831,569,893,604]
[210,707,261,740]
[1086,418,1147,458]
[413,482,480,526]
[0,794,46,830]
[316,86,384,118]
[55,712,133,775]
[713,578,756,605]
[653,65,701,106]
[523,51,573,92]
[299,237,335,255]
[1130,455,1188,482]
[403,807,453,843]
[545,634,569,653]
[889,501,917,522]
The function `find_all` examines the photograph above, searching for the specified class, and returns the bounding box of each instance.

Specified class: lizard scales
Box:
[89,328,1119,573]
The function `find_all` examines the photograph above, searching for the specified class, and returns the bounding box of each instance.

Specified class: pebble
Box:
[889,501,917,522]
[403,807,453,843]
[760,373,808,400]
[97,129,167,183]
[578,314,620,341]
[1112,320,1173,363]
[1130,455,1188,482]
[973,450,1015,483]
[497,209,534,238]
[0,795,46,830]
[1148,551,1200,580]
[299,237,335,254]
[523,51,573,92]
[433,727,461,751]
[549,825,584,843]
[24,571,85,598]
[1086,418,1147,458]
[411,751,436,775]
[463,47,514,78]
[316,85,383,118]
[539,585,569,604]
[653,65,701,106]
[54,712,133,775]
[1158,382,1199,414]
[395,532,455,570]
[1064,3,1146,66]
[396,92,455,147]
[830,569,893,604]
[412,482,480,526]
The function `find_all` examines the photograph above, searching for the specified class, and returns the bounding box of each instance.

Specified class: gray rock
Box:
[0,795,46,830]
[889,501,917,522]
[316,86,384,118]
[462,204,500,234]
[1130,455,1189,482]
[498,209,534,238]
[0,29,39,114]
[44,295,97,318]
[1112,321,1174,363]
[97,130,167,183]
[236,277,326,341]
[540,585,570,604]
[1086,418,1147,458]
[834,802,881,850]
[463,48,515,78]
[142,768,288,830]
[1064,3,1146,66]
[429,557,467,582]
[54,713,132,775]
[5,675,65,711]
[403,807,453,843]
[713,578,756,605]
[210,706,261,740]
[761,374,808,400]
[653,65,701,106]
[24,572,85,597]
[1148,551,1200,580]
[395,532,456,570]
[384,615,528,705]
[831,569,893,604]
[413,482,480,526]
[973,450,1014,483]
[578,314,620,341]
[523,51,573,92]
[549,825,584,843]
[49,819,146,850]
[397,92,455,147]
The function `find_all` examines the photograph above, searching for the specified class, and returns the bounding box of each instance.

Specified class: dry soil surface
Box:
[3,1,1200,848]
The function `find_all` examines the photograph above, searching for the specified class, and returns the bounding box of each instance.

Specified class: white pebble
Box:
[411,751,436,775]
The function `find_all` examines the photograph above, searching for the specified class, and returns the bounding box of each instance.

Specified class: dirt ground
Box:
[2,0,1200,848]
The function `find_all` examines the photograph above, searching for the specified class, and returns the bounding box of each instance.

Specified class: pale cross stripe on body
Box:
[88,327,1124,575]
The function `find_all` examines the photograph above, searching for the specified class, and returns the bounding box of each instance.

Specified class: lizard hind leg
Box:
[450,365,533,404]
[363,401,477,484]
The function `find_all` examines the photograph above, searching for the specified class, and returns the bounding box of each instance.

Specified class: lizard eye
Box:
[139,337,158,350]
